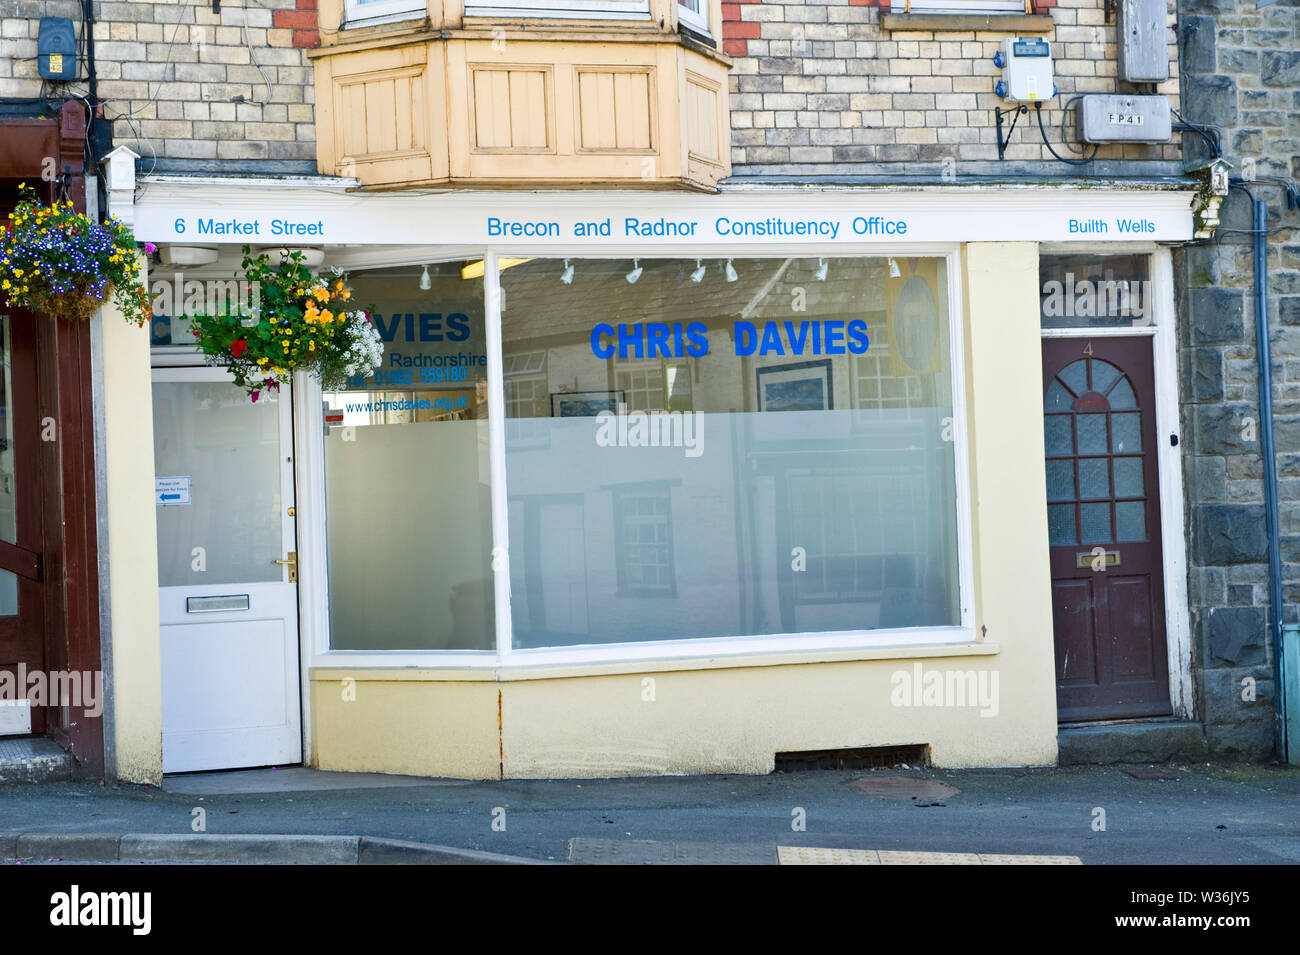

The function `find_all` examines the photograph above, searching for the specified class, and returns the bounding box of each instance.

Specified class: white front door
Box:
[152,367,302,773]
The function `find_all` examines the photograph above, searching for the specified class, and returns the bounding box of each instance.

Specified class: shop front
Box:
[115,180,1196,781]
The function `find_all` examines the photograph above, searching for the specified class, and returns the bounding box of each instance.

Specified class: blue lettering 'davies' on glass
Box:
[591,320,869,358]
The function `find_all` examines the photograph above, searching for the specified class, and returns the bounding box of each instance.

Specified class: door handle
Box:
[273,551,298,583]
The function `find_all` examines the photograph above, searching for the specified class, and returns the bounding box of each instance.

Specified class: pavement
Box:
[1,761,1298,864]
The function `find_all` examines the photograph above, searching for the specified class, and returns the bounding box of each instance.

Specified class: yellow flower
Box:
[257,357,268,366]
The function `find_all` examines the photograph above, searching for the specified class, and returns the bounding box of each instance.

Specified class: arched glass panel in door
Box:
[1043,358,1148,548]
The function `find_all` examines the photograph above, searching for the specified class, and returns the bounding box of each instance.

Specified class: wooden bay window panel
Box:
[576,67,655,152]
[324,43,443,184]
[684,69,722,168]
[470,66,553,151]
[312,29,729,188]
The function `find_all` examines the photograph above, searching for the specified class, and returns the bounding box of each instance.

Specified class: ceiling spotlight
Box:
[724,258,738,283]
[626,259,643,284]
[560,259,574,285]
[419,264,431,290]
[690,258,706,283]
[814,257,829,282]
[888,258,901,279]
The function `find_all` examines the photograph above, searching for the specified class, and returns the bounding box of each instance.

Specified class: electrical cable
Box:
[1057,95,1089,156]
[1034,102,1098,165]
[1171,106,1221,158]
[242,0,275,107]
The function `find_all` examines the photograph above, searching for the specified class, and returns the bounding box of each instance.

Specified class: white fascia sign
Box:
[133,183,1197,246]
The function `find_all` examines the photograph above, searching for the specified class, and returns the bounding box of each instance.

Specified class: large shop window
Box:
[500,256,961,649]
[323,263,493,650]
[322,256,962,654]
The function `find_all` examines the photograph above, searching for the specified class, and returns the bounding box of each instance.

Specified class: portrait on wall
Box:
[886,258,941,377]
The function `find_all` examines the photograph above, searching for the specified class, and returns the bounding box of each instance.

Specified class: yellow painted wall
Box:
[100,279,164,785]
[308,242,1059,779]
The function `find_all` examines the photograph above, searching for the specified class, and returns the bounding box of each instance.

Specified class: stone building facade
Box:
[1176,0,1299,756]
[721,0,1183,175]
[0,0,319,173]
[0,0,1294,774]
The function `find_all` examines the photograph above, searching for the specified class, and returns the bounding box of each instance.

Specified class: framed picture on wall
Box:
[550,390,624,418]
[755,359,834,412]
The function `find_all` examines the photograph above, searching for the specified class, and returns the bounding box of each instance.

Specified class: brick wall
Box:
[723,0,1183,176]
[0,0,318,173]
[1176,0,1299,756]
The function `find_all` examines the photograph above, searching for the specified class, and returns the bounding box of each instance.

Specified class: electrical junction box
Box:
[1118,0,1170,83]
[37,18,76,81]
[1077,94,1172,143]
[994,37,1055,103]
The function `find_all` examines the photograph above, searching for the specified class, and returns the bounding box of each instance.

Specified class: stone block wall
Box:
[1176,0,1298,756]
[722,0,1183,177]
[0,0,320,174]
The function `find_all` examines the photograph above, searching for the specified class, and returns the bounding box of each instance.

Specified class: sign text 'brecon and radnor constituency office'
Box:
[134,189,1196,246]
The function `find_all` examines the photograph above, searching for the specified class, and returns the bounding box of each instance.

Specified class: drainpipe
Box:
[1238,187,1287,762]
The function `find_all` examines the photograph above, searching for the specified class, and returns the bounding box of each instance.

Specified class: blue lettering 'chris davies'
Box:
[591,320,869,359]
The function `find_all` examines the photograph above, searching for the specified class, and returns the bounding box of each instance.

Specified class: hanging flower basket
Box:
[190,246,383,402]
[0,184,150,323]
[25,284,113,321]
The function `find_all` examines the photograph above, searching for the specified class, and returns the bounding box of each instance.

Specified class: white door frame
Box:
[1039,245,1193,720]
[151,362,305,769]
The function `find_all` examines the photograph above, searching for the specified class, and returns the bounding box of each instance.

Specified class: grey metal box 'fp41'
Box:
[1077,94,1172,143]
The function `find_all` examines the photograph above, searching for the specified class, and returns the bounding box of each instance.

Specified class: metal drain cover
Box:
[847,774,960,800]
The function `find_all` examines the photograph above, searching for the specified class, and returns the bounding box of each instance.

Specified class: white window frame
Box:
[343,0,427,28]
[463,0,653,21]
[298,245,975,670]
[890,0,1026,12]
[677,0,709,35]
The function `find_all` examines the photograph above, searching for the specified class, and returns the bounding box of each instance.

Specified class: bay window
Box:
[463,0,653,20]
[343,0,427,26]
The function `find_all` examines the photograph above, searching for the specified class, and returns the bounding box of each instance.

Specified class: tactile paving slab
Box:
[778,846,1082,865]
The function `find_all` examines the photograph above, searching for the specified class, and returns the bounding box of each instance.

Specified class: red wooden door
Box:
[0,311,46,732]
[1042,337,1172,722]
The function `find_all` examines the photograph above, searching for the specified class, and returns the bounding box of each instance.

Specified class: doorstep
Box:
[0,737,71,783]
[1057,719,1208,765]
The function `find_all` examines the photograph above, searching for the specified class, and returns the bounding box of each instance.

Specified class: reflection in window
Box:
[614,485,676,596]
[1040,253,1152,329]
[501,257,961,649]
